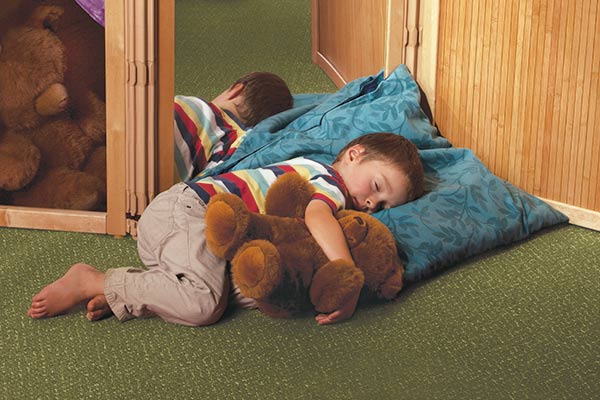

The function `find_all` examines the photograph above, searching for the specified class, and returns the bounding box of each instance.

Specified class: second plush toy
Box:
[0,5,106,210]
[205,172,404,318]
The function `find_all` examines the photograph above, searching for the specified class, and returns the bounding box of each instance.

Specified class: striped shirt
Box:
[174,95,247,181]
[186,157,349,214]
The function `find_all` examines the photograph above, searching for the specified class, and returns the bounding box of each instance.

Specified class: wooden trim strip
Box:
[311,0,319,64]
[314,52,347,88]
[539,198,600,232]
[0,206,106,234]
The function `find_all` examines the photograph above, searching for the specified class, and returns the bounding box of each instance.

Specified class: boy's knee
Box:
[176,298,227,327]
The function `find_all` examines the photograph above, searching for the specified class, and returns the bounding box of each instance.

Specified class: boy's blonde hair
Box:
[336,132,425,202]
[233,72,293,127]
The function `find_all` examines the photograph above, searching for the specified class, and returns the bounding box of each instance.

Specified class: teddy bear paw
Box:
[231,240,282,300]
[205,193,251,259]
[78,91,106,145]
[310,259,365,313]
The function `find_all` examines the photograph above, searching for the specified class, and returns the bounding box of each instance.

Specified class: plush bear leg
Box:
[205,193,251,260]
[231,240,282,300]
[12,167,105,211]
[309,260,365,313]
[83,146,106,182]
[0,132,40,191]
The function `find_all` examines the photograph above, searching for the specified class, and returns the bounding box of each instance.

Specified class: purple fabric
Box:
[75,0,105,27]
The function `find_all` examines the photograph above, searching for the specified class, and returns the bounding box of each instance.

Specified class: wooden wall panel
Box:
[436,0,600,216]
[313,0,388,86]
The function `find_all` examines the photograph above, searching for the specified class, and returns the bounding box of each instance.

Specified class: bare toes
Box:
[28,308,48,319]
[86,295,112,321]
[27,263,104,319]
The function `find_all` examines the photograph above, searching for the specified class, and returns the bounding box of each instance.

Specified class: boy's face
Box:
[337,145,410,213]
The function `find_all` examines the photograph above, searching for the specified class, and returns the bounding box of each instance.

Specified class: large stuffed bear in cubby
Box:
[0,4,107,210]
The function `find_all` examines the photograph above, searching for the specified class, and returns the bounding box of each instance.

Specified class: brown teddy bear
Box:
[0,5,106,210]
[205,172,405,318]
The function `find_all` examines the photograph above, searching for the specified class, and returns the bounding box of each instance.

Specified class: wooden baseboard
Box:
[539,198,600,232]
[0,206,106,234]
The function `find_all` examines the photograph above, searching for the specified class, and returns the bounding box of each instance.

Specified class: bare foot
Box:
[86,294,113,321]
[28,263,105,319]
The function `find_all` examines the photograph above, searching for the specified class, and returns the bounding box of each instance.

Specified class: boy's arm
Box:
[304,199,360,325]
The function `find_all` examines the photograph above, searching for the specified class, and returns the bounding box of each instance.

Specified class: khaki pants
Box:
[104,183,254,326]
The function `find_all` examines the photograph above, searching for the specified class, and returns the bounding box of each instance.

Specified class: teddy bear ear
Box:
[26,5,64,31]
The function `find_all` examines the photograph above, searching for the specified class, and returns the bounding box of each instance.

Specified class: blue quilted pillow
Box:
[376,147,567,282]
[203,65,568,283]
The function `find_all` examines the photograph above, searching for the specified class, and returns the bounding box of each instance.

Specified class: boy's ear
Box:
[348,144,366,161]
[226,83,245,100]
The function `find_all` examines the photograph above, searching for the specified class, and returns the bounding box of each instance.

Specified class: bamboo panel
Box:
[436,0,600,217]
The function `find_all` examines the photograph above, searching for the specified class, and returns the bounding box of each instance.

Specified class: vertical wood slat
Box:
[157,1,175,194]
[415,0,440,119]
[476,0,491,168]
[548,0,567,201]
[125,0,159,235]
[532,0,551,195]
[436,0,600,216]
[386,0,408,77]
[497,0,515,179]
[105,0,127,236]
[401,0,419,75]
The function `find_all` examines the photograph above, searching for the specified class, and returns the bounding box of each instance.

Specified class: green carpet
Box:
[1,1,598,399]
[174,0,337,98]
[2,225,599,399]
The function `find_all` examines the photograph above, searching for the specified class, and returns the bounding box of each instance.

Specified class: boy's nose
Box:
[365,198,382,213]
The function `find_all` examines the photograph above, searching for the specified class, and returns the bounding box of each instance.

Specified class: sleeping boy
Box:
[175,71,293,181]
[28,132,425,326]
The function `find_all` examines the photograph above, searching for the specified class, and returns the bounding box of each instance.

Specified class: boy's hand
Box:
[314,286,360,325]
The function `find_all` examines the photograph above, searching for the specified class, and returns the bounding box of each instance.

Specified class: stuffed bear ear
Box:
[264,172,314,218]
[26,5,64,31]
